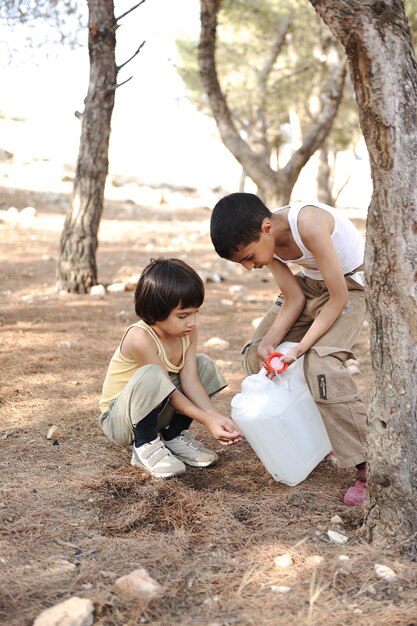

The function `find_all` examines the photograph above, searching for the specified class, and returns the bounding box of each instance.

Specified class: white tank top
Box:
[273,202,364,280]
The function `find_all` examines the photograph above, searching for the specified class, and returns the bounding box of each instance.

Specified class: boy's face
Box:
[229,220,275,270]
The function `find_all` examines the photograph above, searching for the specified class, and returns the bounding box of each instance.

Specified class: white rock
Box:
[338,554,350,562]
[33,596,94,626]
[330,514,343,525]
[327,530,348,544]
[145,243,154,252]
[58,341,73,349]
[203,337,230,350]
[251,317,263,329]
[115,567,162,599]
[207,273,222,283]
[271,585,291,593]
[374,563,398,582]
[308,555,325,566]
[274,553,293,567]
[124,274,140,291]
[220,299,234,307]
[46,559,77,575]
[106,282,125,293]
[90,284,106,298]
[46,425,60,440]
[229,284,245,295]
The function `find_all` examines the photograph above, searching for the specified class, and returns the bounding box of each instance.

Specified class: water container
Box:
[231,341,332,486]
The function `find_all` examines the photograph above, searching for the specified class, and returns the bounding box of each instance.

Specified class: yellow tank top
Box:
[99,320,191,412]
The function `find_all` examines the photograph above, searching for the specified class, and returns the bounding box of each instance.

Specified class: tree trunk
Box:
[310,0,417,555]
[199,0,346,207]
[56,0,117,293]
[317,142,334,205]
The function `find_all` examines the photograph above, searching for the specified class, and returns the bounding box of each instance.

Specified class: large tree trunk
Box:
[199,0,346,206]
[311,0,417,555]
[56,0,117,293]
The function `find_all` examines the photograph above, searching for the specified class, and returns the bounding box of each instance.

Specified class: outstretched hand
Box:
[208,416,243,446]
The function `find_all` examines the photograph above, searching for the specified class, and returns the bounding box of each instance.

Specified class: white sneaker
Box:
[163,430,218,467]
[131,436,186,478]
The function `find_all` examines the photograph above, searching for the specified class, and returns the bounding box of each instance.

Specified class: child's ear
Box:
[261,218,273,234]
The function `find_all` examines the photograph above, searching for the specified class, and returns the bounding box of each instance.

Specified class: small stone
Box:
[124,275,140,291]
[229,284,245,295]
[374,563,398,582]
[46,559,77,575]
[220,299,234,307]
[33,596,94,626]
[308,555,325,566]
[207,273,222,283]
[58,341,73,349]
[90,284,106,298]
[338,554,350,562]
[271,585,291,593]
[330,514,343,525]
[47,425,61,440]
[327,530,348,544]
[114,567,163,599]
[203,337,230,350]
[274,553,293,567]
[107,282,125,293]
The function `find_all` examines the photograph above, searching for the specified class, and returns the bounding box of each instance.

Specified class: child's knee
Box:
[196,354,227,395]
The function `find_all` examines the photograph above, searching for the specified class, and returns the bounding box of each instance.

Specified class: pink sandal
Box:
[343,479,367,506]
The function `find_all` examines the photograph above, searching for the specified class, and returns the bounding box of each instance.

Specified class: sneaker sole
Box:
[174,456,217,468]
[131,456,186,478]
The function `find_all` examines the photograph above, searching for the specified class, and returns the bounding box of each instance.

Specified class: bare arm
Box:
[283,206,349,361]
[179,330,242,445]
[257,258,306,365]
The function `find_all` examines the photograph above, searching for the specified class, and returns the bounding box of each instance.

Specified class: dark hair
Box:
[134,258,205,324]
[210,192,272,259]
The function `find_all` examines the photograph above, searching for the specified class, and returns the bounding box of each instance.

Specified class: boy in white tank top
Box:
[210,193,367,506]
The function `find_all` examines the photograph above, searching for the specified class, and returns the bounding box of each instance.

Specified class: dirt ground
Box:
[1,169,417,626]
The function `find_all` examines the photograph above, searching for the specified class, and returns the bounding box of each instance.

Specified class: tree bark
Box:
[56,0,117,293]
[310,0,417,555]
[199,0,346,206]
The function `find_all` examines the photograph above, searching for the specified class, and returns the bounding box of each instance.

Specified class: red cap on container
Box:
[266,352,289,375]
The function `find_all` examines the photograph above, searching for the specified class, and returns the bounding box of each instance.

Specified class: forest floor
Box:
[1,161,417,626]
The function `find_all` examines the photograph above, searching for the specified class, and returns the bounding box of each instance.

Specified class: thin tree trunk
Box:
[57,0,117,293]
[317,142,334,205]
[311,0,417,555]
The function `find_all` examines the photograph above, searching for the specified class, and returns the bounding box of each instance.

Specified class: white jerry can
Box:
[231,342,332,486]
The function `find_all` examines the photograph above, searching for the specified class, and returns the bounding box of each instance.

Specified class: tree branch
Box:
[116,76,133,89]
[116,0,146,23]
[117,40,145,71]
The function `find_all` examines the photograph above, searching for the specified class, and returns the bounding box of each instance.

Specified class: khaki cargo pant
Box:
[99,354,227,447]
[241,273,367,468]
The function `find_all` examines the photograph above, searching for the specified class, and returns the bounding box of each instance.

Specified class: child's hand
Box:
[257,343,276,371]
[208,416,243,446]
[281,346,299,365]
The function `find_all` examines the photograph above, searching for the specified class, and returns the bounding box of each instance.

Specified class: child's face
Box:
[154,305,199,337]
[229,227,275,271]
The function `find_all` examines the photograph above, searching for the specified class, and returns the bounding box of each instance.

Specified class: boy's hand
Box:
[257,342,276,371]
[207,416,243,446]
[281,346,299,365]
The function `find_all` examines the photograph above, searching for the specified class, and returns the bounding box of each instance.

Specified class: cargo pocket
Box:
[305,346,360,404]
